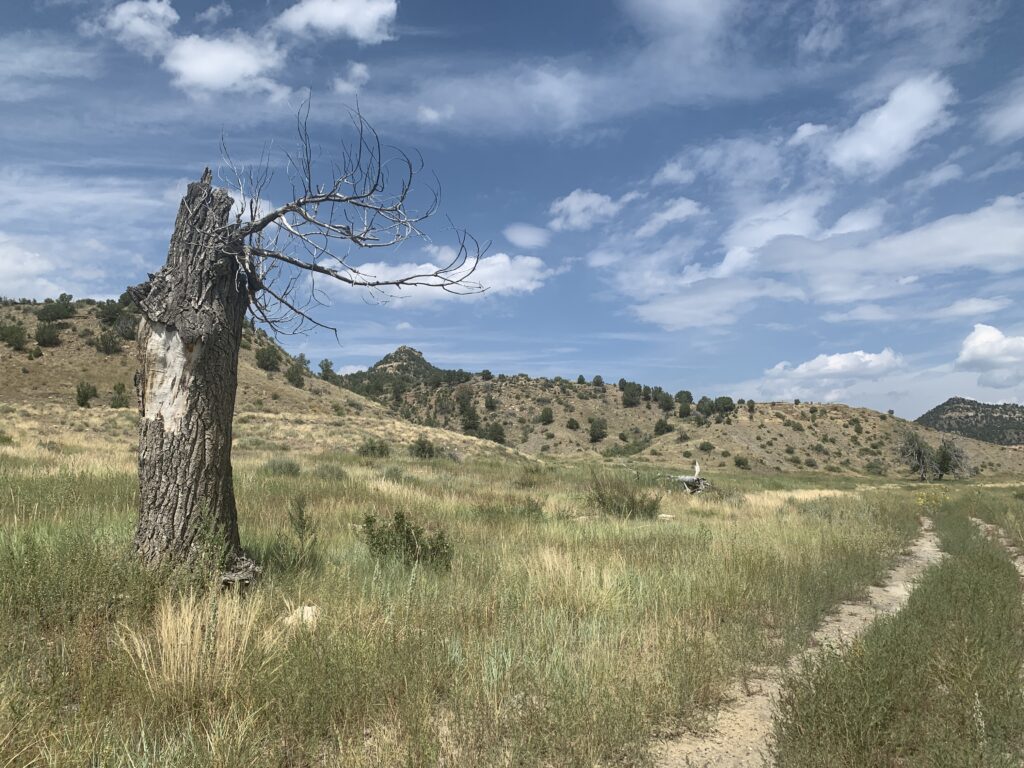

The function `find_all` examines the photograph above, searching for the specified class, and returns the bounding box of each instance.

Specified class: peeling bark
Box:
[130,170,252,574]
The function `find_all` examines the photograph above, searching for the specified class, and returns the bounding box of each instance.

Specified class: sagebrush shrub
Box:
[94,330,122,355]
[587,471,661,519]
[110,382,131,409]
[76,381,98,408]
[264,458,301,476]
[362,511,453,569]
[409,435,437,459]
[357,437,391,458]
[34,322,60,347]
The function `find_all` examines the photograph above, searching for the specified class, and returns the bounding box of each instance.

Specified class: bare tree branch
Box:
[216,102,487,334]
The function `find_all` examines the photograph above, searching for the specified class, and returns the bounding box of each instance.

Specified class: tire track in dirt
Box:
[970,517,1024,579]
[652,517,944,768]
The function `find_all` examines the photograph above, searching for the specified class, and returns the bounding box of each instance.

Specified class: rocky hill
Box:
[341,346,1024,478]
[916,397,1024,446]
[0,299,516,462]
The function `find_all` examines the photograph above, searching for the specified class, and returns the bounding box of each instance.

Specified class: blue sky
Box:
[2,0,1024,417]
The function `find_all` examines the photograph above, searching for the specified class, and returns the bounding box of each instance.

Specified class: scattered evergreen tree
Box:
[935,438,969,480]
[76,381,98,408]
[566,417,580,431]
[654,418,673,436]
[589,417,608,443]
[285,360,306,388]
[110,382,131,408]
[539,406,554,425]
[577,375,586,384]
[482,422,506,444]
[484,394,498,411]
[256,345,282,371]
[898,430,936,481]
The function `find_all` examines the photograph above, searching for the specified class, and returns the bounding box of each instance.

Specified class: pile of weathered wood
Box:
[663,461,711,494]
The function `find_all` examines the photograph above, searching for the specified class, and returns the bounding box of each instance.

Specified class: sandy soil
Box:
[653,517,944,768]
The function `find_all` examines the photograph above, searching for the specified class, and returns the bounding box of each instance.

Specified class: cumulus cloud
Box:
[828,73,956,175]
[196,1,232,25]
[337,250,557,307]
[955,324,1024,388]
[332,61,370,95]
[162,34,286,97]
[503,223,550,249]
[275,0,396,43]
[980,73,1024,143]
[768,348,904,380]
[101,0,178,55]
[548,189,641,232]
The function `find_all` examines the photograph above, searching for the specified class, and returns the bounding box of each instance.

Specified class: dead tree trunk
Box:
[130,170,254,579]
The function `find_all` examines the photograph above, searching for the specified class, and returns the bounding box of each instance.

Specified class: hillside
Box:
[916,397,1024,446]
[0,299,519,462]
[345,346,1024,478]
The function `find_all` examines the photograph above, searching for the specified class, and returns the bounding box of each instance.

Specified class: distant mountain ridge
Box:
[916,397,1024,446]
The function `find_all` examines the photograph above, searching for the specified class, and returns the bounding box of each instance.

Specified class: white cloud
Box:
[0,33,100,102]
[906,162,962,195]
[652,159,696,185]
[275,0,397,43]
[196,1,232,25]
[787,122,828,146]
[332,61,370,95]
[980,73,1024,143]
[761,195,1024,303]
[828,73,956,175]
[800,0,843,56]
[630,278,804,330]
[548,189,641,232]
[931,297,1011,319]
[415,104,454,125]
[0,234,66,299]
[768,348,904,380]
[503,223,550,249]
[395,322,412,331]
[341,250,556,307]
[102,0,179,55]
[973,152,1024,180]
[724,191,830,250]
[636,197,702,238]
[955,324,1024,388]
[826,203,887,236]
[822,304,899,323]
[162,34,286,97]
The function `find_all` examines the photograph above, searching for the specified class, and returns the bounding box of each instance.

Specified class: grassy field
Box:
[771,489,1024,766]
[0,414,937,768]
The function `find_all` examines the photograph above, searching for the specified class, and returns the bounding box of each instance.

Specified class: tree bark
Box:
[130,170,253,577]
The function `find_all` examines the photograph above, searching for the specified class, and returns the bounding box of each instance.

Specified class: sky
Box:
[2,0,1023,417]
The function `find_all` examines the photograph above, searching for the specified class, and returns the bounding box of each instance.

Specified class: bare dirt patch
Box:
[653,517,944,768]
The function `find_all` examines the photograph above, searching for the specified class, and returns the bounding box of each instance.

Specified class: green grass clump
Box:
[263,458,301,477]
[771,501,1024,767]
[357,436,391,458]
[362,510,453,569]
[588,470,661,518]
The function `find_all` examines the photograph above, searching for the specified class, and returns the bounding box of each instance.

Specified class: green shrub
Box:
[110,382,131,409]
[362,511,453,569]
[482,422,506,444]
[804,457,818,468]
[539,406,554,425]
[698,441,714,453]
[484,394,498,411]
[286,495,320,569]
[0,430,13,446]
[94,330,122,354]
[256,345,281,371]
[75,381,98,408]
[264,458,301,476]
[114,312,138,340]
[34,322,61,347]
[589,417,608,443]
[27,346,42,359]
[734,455,751,470]
[36,295,74,322]
[357,437,391,458]
[409,435,437,459]
[566,417,580,431]
[654,418,673,436]
[588,471,661,519]
[0,322,27,350]
[285,361,305,388]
